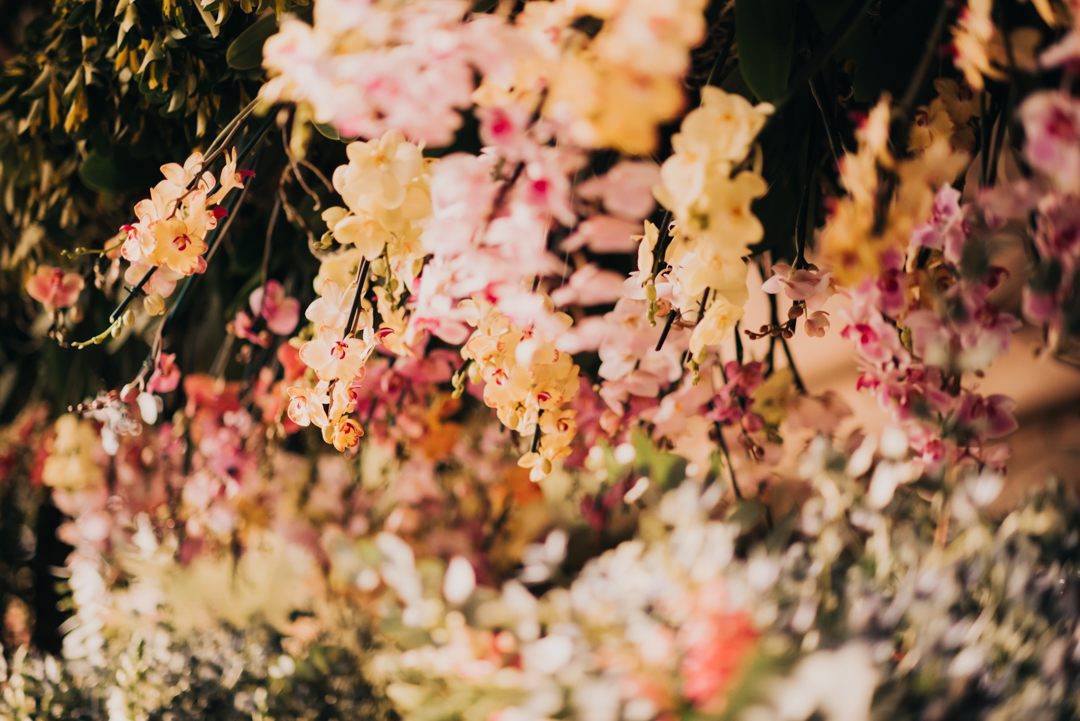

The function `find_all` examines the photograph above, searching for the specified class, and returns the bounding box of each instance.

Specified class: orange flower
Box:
[323,417,364,451]
[679,609,758,712]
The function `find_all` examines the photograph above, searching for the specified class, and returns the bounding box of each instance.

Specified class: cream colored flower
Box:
[689,295,745,360]
[42,414,105,490]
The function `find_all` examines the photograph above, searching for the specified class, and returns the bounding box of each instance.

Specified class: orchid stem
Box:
[715,421,742,500]
[780,332,807,393]
[656,309,677,351]
[344,259,371,337]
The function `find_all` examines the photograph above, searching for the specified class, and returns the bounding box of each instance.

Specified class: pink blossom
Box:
[576,160,660,220]
[553,316,608,355]
[911,184,966,264]
[761,262,835,312]
[250,280,301,335]
[422,154,498,255]
[1039,30,1080,70]
[1022,286,1057,323]
[232,311,270,348]
[958,391,1018,441]
[1019,91,1080,194]
[977,179,1045,230]
[147,353,181,394]
[478,105,532,161]
[26,266,84,312]
[561,214,643,254]
[517,151,578,227]
[1035,193,1080,271]
[805,310,830,336]
[597,299,687,386]
[550,265,627,307]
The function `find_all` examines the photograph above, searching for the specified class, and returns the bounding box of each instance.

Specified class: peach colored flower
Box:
[26,266,84,312]
[287,386,329,428]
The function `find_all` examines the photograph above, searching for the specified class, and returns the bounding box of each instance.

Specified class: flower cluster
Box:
[17,0,1080,718]
[1008,91,1080,355]
[460,297,580,480]
[651,87,772,363]
[119,151,251,316]
[820,96,968,285]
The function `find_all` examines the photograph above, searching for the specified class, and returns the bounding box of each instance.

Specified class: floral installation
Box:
[2,0,1080,718]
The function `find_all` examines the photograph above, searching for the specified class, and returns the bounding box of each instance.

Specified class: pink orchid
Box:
[250,280,301,336]
[576,160,660,220]
[147,353,181,394]
[26,265,84,312]
[1035,193,1080,273]
[805,310,830,337]
[425,154,498,246]
[760,262,835,311]
[959,391,1018,441]
[517,155,577,228]
[1022,286,1057,323]
[549,265,627,307]
[911,184,966,264]
[278,342,307,383]
[560,214,643,254]
[232,311,271,348]
[478,105,532,161]
[1019,91,1080,194]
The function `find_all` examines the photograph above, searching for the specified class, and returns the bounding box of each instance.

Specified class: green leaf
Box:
[78,149,159,192]
[804,0,874,62]
[226,14,278,70]
[20,67,52,99]
[79,151,127,192]
[313,121,340,141]
[735,0,798,102]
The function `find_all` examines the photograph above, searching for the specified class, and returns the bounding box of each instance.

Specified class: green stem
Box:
[715,421,742,499]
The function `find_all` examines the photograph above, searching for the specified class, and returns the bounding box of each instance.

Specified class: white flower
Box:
[442,556,476,604]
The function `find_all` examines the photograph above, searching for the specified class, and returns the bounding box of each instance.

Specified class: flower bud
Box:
[144,293,166,316]
[120,383,139,402]
[122,309,135,326]
[644,283,657,301]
